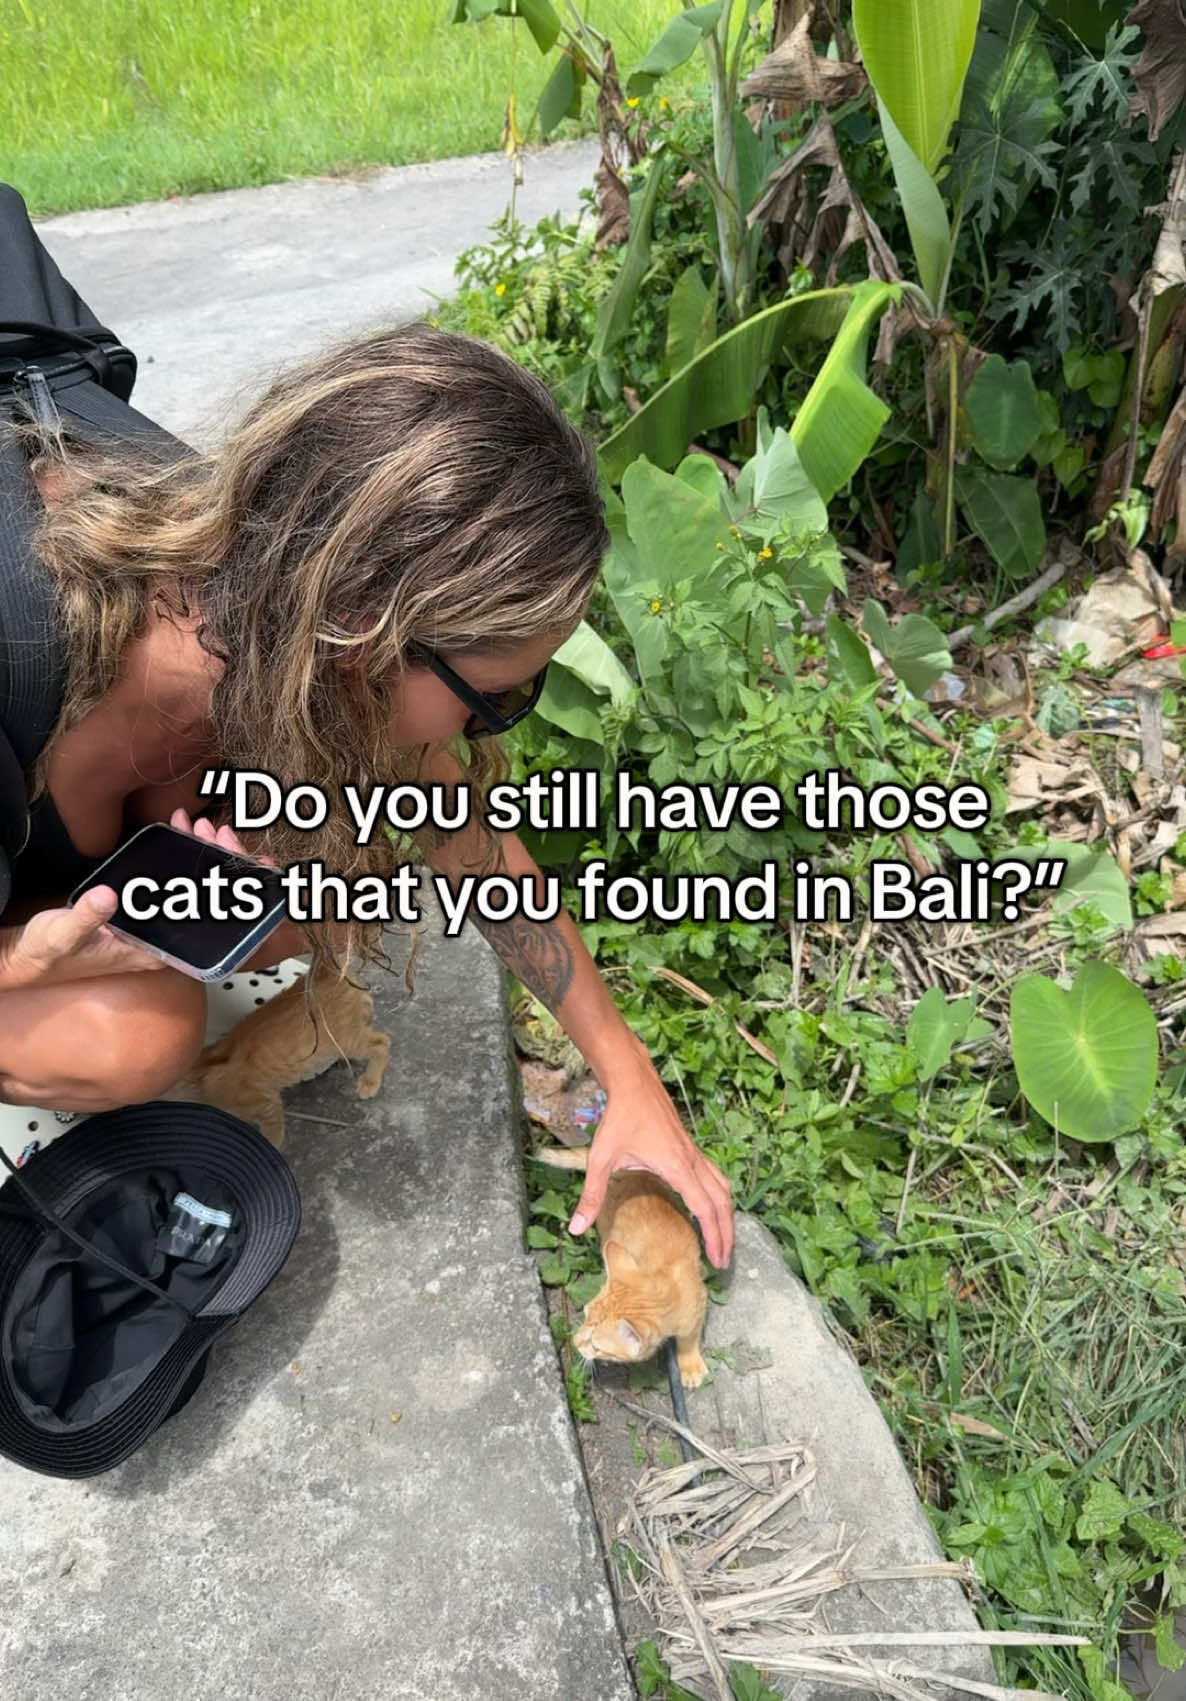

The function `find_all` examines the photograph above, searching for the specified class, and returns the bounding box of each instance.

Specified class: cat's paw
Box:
[678,1351,710,1390]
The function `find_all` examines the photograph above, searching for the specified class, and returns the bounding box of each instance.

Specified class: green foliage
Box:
[981,11,1177,356]
[852,0,979,177]
[908,987,993,1081]
[861,598,952,698]
[951,8,1064,242]
[626,3,727,97]
[1010,962,1160,1141]
[598,286,854,482]
[852,0,979,305]
[449,0,562,51]
[954,466,1047,580]
[454,19,1186,1699]
[965,355,1043,469]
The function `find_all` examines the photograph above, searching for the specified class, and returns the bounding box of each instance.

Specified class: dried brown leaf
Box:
[739,15,866,108]
[1126,1,1186,141]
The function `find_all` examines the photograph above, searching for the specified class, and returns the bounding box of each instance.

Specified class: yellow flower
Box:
[650,599,662,613]
[494,281,507,296]
[729,524,740,537]
[626,96,640,108]
[759,546,773,559]
[715,541,724,550]
[659,96,669,110]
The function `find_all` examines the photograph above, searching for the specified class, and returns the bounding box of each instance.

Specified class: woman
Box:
[0,322,733,1269]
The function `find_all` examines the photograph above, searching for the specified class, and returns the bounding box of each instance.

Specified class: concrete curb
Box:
[565,1215,997,1700]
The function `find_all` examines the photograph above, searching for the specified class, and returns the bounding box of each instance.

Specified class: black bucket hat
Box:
[0,1101,301,1478]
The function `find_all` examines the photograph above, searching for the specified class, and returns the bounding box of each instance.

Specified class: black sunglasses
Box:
[424,651,548,739]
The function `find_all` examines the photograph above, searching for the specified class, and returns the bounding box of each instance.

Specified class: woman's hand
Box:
[168,807,269,862]
[1,887,167,988]
[568,1054,734,1270]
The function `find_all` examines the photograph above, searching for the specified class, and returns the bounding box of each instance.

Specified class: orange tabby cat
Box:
[537,1148,709,1389]
[181,961,390,1147]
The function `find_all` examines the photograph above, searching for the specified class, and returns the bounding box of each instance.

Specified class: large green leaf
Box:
[862,598,952,698]
[536,48,586,137]
[1010,962,1158,1141]
[598,288,855,484]
[826,616,878,690]
[731,414,828,537]
[601,461,734,683]
[621,459,734,589]
[1011,838,1133,934]
[876,95,952,307]
[534,668,605,741]
[625,2,726,97]
[955,466,1046,580]
[790,280,900,504]
[449,0,562,53]
[908,987,990,1081]
[551,622,636,704]
[965,354,1043,470]
[852,0,980,175]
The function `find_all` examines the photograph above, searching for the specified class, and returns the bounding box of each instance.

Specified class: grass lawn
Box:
[1,0,692,216]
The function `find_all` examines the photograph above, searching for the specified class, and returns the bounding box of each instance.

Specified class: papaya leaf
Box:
[951,18,1063,241]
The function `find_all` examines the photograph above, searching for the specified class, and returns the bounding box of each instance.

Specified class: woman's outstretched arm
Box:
[420,817,734,1270]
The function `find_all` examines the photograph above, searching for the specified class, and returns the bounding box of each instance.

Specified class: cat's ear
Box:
[603,1240,639,1280]
[615,1319,643,1356]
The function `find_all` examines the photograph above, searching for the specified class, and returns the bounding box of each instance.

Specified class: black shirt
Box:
[0,434,149,913]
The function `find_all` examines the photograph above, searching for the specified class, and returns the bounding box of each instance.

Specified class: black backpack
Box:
[0,182,184,916]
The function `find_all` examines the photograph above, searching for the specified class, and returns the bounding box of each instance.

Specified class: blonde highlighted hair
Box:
[6,321,608,961]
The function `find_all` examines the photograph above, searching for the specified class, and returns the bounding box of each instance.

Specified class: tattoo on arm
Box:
[474,913,575,1012]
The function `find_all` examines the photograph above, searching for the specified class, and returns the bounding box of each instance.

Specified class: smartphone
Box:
[69,822,288,982]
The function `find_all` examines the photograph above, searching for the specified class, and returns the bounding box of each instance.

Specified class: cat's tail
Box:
[533,1146,590,1171]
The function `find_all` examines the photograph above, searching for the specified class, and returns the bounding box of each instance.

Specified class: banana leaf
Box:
[625,2,727,98]
[851,0,980,176]
[789,279,900,503]
[875,96,951,308]
[598,287,855,484]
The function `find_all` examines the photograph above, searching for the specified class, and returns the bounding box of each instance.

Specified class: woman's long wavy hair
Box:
[6,321,609,967]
